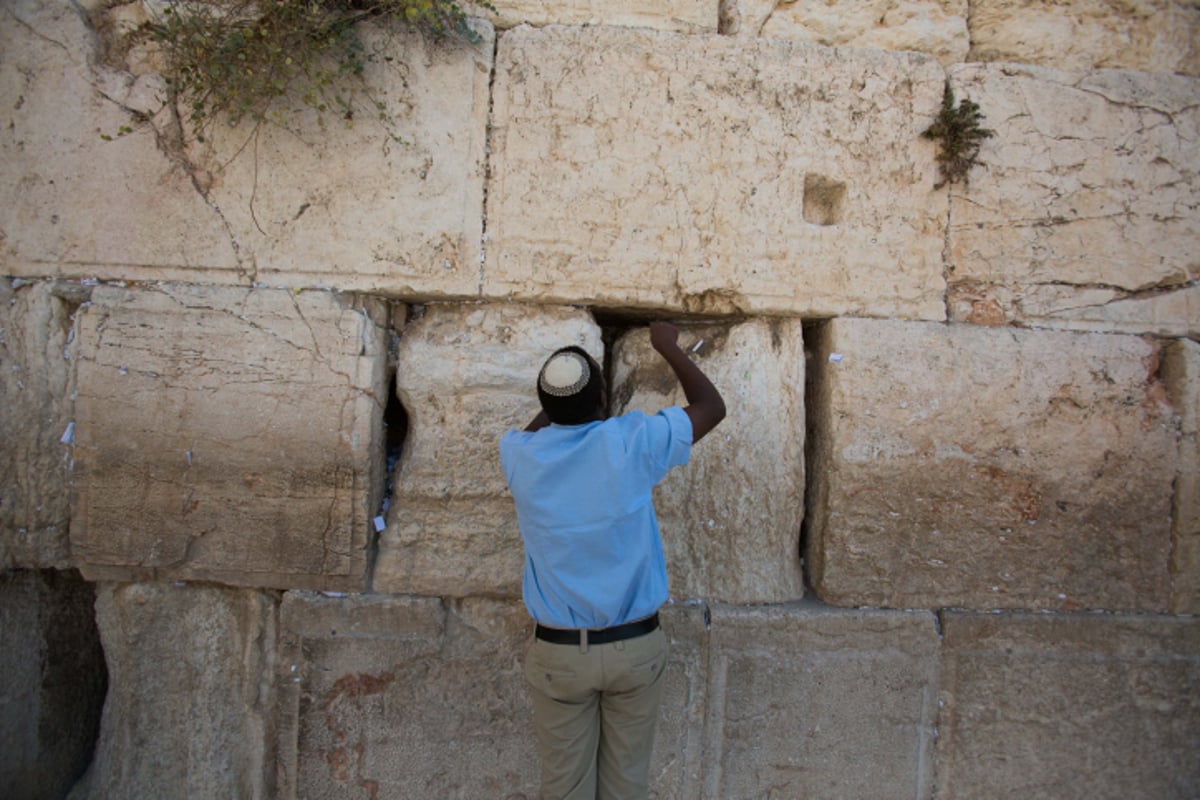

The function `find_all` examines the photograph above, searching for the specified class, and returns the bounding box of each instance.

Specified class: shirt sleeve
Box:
[632,406,692,486]
[498,429,527,483]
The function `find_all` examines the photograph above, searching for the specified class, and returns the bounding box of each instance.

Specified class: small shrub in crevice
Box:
[146,0,493,141]
[922,82,995,189]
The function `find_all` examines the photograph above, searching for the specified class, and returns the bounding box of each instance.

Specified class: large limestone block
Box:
[486,26,949,319]
[611,320,806,603]
[807,318,1179,612]
[2,2,491,296]
[1,280,79,568]
[73,582,277,800]
[0,2,235,279]
[71,285,388,591]
[649,603,711,799]
[949,281,1200,338]
[702,603,939,799]
[728,0,969,65]
[946,64,1200,336]
[0,570,106,800]
[968,0,1200,76]
[275,593,712,799]
[1165,339,1200,614]
[481,0,718,32]
[373,303,601,596]
[937,612,1200,800]
[276,592,537,799]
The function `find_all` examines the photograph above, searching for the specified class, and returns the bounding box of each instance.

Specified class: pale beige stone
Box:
[75,582,278,800]
[0,2,236,278]
[1165,339,1200,614]
[71,582,277,800]
[0,570,105,800]
[0,280,79,569]
[1,2,492,296]
[807,318,1178,612]
[703,603,939,799]
[373,303,601,596]
[611,320,806,603]
[485,26,949,320]
[727,0,969,66]
[478,0,718,32]
[71,285,388,591]
[948,281,1200,337]
[276,592,537,799]
[968,0,1200,76]
[650,603,710,798]
[946,64,1200,331]
[937,612,1200,800]
[275,593,713,799]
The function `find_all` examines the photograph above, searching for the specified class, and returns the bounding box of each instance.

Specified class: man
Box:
[499,321,726,800]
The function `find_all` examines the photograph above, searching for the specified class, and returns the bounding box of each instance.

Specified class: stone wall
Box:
[2,0,1198,798]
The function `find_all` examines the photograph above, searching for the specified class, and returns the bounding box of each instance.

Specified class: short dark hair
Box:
[537,346,604,425]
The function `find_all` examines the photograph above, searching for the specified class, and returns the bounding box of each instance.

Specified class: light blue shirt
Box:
[499,407,693,629]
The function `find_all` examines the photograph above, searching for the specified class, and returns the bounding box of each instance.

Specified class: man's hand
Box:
[649,321,680,355]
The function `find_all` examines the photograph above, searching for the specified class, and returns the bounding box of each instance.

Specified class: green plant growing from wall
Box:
[146,0,492,141]
[922,82,995,189]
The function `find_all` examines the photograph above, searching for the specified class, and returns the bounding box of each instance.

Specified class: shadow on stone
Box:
[0,569,107,800]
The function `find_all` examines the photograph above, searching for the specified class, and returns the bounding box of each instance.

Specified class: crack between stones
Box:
[477,27,501,297]
[988,277,1197,300]
[8,6,70,52]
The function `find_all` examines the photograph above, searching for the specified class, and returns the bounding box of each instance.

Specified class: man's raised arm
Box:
[649,322,727,443]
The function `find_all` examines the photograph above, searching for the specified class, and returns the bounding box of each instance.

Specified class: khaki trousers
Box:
[524,627,669,800]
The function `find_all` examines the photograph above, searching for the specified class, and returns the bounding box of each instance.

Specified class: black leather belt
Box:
[535,613,660,645]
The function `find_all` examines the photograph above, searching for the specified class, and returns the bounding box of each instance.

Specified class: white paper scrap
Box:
[60,422,75,445]
[373,515,386,532]
[828,353,845,364]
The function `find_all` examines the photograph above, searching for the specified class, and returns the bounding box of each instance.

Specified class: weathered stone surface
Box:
[946,64,1200,334]
[948,281,1200,338]
[0,569,106,800]
[968,0,1200,76]
[276,592,537,799]
[937,612,1200,800]
[727,0,969,65]
[485,26,948,320]
[71,285,388,591]
[72,582,276,800]
[481,0,718,32]
[650,603,710,799]
[275,593,711,800]
[373,303,601,596]
[1165,338,1200,614]
[611,319,806,604]
[1,2,491,296]
[0,1,234,279]
[807,318,1178,612]
[1,280,79,569]
[703,602,939,799]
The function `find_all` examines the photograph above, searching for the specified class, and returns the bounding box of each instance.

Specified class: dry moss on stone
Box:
[922,81,995,188]
[145,0,492,140]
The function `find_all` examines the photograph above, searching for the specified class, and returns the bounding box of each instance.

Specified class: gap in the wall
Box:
[800,318,833,597]
[592,307,748,415]
[367,303,411,591]
[383,382,409,499]
[47,569,108,795]
[593,309,664,417]
[10,568,110,798]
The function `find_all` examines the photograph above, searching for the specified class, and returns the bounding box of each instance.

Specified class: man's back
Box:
[500,407,692,629]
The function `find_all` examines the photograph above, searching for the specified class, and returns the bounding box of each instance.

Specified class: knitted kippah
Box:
[538,350,590,397]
